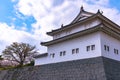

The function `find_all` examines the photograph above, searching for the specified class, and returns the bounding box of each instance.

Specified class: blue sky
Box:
[0,0,120,54]
[0,0,36,32]
[109,0,120,10]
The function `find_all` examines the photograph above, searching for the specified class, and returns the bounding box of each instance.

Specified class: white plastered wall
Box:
[100,32,120,61]
[35,32,102,65]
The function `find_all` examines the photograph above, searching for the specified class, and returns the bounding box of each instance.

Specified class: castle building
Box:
[34,7,120,66]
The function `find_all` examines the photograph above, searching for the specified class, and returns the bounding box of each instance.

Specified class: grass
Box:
[0,66,16,70]
[0,61,35,70]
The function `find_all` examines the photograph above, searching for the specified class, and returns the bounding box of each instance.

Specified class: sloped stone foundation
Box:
[1,57,119,80]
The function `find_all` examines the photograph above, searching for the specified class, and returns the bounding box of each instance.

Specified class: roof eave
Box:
[46,32,52,36]
[41,23,102,46]
[41,23,120,46]
[97,13,120,31]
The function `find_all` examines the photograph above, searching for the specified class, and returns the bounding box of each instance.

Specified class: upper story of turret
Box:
[47,6,102,40]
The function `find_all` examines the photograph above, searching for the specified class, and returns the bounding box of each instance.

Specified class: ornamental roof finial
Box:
[97,9,100,13]
[61,24,64,27]
[97,9,103,14]
[80,5,84,11]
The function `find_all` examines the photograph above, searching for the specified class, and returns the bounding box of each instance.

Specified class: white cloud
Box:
[15,1,120,29]
[0,22,46,54]
[7,0,120,54]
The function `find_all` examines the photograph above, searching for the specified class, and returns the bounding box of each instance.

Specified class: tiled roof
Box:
[41,22,120,46]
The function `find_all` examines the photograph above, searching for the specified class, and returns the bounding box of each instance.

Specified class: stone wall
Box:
[103,57,120,80]
[0,57,114,80]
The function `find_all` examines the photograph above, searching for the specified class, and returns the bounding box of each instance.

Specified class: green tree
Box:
[2,42,37,67]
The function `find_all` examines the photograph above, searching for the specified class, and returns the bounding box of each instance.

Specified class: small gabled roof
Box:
[71,6,95,24]
[47,7,95,36]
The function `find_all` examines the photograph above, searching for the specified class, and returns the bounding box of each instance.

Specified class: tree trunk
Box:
[19,61,24,67]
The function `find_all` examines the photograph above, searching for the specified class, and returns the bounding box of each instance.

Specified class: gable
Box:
[71,6,94,24]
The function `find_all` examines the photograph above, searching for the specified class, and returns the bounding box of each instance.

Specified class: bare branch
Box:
[2,42,37,66]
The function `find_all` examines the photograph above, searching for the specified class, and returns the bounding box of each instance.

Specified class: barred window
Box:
[114,49,119,54]
[104,45,109,51]
[91,45,95,50]
[60,51,66,56]
[87,46,90,51]
[50,53,55,58]
[72,49,75,54]
[76,48,79,53]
